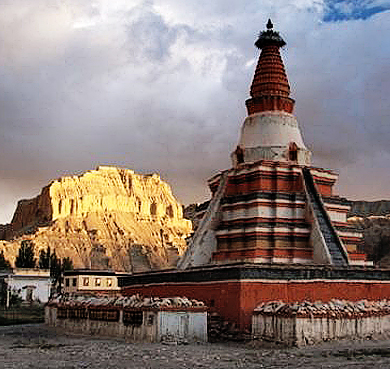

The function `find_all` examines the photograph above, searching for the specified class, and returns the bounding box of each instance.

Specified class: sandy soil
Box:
[2,324,390,368]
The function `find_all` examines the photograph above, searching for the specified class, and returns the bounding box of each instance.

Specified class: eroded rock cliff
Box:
[0,166,192,272]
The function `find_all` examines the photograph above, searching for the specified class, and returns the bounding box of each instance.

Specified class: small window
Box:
[136,197,142,212]
[288,142,298,162]
[72,278,77,287]
[106,278,113,287]
[65,278,70,287]
[95,278,101,287]
[89,309,119,322]
[123,311,143,326]
[26,287,34,302]
[89,309,103,320]
[147,313,154,325]
[57,308,68,319]
[166,205,174,218]
[69,308,88,320]
[150,202,157,216]
[235,145,244,164]
[83,277,89,286]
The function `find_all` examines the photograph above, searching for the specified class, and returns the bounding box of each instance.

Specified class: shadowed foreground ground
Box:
[2,324,390,368]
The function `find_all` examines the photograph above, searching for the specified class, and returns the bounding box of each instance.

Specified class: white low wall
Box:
[252,314,390,346]
[46,306,207,343]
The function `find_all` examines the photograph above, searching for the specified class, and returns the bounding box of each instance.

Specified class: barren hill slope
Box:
[347,200,390,266]
[0,166,192,272]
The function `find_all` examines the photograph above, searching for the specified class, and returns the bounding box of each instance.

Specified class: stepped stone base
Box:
[205,161,369,266]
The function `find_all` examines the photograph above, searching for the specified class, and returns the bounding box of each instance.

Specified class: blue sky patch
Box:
[323,0,390,21]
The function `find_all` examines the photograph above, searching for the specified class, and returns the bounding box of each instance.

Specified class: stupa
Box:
[121,22,390,331]
[179,19,368,268]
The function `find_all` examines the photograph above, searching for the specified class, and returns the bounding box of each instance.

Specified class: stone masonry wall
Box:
[253,300,390,346]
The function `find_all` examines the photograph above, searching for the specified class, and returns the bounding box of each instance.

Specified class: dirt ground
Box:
[2,324,390,368]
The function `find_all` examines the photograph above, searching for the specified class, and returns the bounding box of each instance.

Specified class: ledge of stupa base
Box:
[211,258,315,265]
[119,262,390,288]
[209,161,339,179]
[208,161,339,196]
[231,146,312,167]
[212,258,374,268]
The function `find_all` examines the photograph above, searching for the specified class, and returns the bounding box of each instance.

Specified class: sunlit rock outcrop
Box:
[0,166,192,272]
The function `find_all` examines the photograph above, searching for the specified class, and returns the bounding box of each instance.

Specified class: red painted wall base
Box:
[122,280,390,330]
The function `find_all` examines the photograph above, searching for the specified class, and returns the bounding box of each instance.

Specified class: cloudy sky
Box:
[0,0,390,223]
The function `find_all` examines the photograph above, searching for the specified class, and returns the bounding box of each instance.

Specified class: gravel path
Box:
[2,324,390,368]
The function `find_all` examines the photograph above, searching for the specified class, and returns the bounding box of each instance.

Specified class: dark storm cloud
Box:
[0,0,390,222]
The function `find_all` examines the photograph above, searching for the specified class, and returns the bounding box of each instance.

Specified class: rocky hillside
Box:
[349,200,390,218]
[347,215,390,266]
[345,200,390,266]
[0,166,192,272]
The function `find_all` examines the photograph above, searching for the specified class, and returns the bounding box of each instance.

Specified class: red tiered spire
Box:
[246,20,295,115]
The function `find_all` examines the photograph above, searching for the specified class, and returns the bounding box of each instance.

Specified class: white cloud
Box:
[0,0,390,224]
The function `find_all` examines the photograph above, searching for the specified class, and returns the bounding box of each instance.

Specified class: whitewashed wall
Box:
[45,306,207,343]
[252,314,390,346]
[158,311,207,342]
[8,275,51,303]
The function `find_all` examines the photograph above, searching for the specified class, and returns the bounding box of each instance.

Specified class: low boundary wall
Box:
[252,300,390,346]
[46,305,207,343]
[253,315,390,346]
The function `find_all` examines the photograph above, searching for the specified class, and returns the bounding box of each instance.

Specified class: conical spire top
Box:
[255,19,286,49]
[245,20,294,115]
